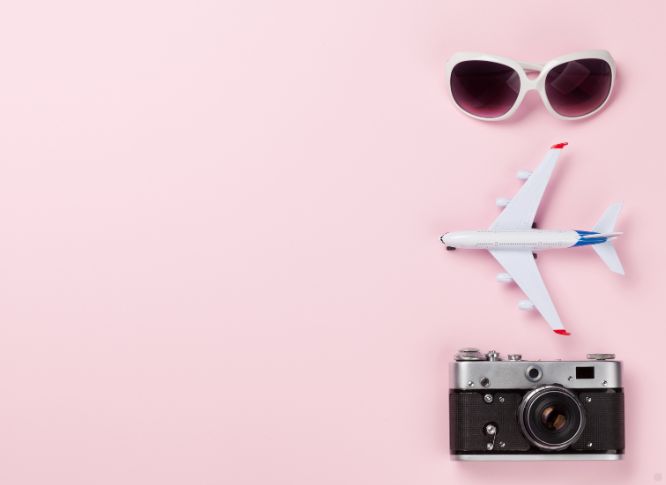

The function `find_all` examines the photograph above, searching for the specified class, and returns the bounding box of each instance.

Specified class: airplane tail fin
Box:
[593,203,622,234]
[592,242,624,275]
[591,203,624,275]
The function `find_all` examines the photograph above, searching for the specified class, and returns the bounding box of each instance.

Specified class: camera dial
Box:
[587,353,615,360]
[455,348,486,361]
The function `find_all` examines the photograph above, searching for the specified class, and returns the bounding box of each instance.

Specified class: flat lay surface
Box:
[0,0,664,484]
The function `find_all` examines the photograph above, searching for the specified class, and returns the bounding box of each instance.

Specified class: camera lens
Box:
[518,386,585,451]
[541,405,567,431]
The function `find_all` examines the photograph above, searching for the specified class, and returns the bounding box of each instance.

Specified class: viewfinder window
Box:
[576,366,595,379]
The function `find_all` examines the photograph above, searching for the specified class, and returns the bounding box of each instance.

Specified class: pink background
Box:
[0,0,664,483]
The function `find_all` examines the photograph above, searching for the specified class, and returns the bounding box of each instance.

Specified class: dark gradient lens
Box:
[450,61,520,118]
[545,59,612,117]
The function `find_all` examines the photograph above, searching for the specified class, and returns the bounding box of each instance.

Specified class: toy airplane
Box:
[440,143,624,335]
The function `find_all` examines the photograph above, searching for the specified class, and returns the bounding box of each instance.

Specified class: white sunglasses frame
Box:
[445,50,616,121]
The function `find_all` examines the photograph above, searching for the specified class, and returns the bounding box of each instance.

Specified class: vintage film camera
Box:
[449,348,624,460]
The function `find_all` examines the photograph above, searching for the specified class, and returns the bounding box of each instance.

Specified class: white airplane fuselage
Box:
[441,229,605,251]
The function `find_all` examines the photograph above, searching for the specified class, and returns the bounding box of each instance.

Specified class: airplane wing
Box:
[489,143,567,231]
[489,249,569,335]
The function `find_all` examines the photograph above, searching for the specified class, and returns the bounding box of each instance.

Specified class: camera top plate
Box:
[451,348,621,390]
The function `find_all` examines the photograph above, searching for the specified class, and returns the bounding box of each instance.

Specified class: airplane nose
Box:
[441,233,456,250]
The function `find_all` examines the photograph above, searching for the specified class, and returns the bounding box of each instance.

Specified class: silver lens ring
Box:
[518,385,586,451]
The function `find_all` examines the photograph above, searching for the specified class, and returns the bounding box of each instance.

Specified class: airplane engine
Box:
[516,170,532,181]
[495,197,511,208]
[496,273,513,283]
[518,300,535,311]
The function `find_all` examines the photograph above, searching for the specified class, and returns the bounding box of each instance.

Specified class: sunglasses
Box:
[445,50,616,121]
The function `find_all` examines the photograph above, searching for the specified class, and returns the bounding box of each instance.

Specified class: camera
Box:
[449,348,624,461]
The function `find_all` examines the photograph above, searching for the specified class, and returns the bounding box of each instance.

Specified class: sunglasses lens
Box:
[450,61,520,118]
[545,59,612,118]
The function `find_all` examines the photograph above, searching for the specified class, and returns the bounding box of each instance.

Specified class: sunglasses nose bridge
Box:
[522,77,539,91]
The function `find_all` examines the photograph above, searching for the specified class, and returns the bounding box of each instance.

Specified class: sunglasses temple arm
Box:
[518,61,545,73]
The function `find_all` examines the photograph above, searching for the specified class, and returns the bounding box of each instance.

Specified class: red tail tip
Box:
[551,142,568,149]
[554,329,571,336]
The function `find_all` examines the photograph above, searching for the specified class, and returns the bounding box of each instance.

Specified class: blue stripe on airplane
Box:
[574,230,607,246]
